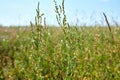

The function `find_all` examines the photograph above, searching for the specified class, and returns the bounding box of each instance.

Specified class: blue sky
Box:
[0,0,120,26]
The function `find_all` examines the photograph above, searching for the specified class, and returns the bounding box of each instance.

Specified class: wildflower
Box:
[48,32,50,35]
[83,77,87,80]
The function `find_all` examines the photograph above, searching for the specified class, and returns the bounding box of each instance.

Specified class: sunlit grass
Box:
[0,0,120,80]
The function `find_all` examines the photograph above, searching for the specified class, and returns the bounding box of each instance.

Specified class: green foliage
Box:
[0,1,120,80]
[54,0,68,27]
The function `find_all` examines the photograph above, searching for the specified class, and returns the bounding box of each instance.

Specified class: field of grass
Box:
[0,0,120,80]
[0,26,120,80]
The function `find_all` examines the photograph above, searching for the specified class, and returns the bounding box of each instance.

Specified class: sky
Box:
[0,0,120,26]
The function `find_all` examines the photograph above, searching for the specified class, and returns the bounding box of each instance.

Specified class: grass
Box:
[0,26,120,80]
[0,0,120,80]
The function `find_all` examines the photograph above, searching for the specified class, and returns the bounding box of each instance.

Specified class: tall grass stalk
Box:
[103,13,114,42]
[30,2,45,52]
[53,0,70,34]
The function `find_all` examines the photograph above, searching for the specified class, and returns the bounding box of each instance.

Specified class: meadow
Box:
[0,0,120,80]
